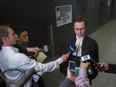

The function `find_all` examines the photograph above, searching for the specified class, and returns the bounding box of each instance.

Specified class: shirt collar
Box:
[2,46,19,52]
[76,35,84,40]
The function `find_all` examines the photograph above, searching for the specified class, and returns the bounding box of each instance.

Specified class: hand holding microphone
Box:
[80,55,96,75]
[64,44,76,61]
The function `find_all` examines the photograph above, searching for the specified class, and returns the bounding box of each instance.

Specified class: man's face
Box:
[7,27,18,45]
[74,21,86,38]
[18,31,29,44]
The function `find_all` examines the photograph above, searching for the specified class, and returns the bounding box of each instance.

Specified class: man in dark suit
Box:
[60,16,99,84]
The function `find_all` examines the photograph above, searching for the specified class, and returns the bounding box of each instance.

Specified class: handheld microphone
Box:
[81,55,97,65]
[68,44,76,54]
[81,51,92,62]
[81,55,91,62]
[38,45,53,53]
[81,55,94,75]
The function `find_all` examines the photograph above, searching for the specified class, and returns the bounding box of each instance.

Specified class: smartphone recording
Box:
[69,61,75,73]
[81,55,91,62]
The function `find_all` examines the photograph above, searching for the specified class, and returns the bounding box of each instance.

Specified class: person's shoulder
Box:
[85,35,97,44]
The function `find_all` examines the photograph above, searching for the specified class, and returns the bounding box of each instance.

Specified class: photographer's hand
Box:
[67,67,76,82]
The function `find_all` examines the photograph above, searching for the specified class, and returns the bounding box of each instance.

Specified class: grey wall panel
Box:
[87,0,100,33]
[99,0,112,25]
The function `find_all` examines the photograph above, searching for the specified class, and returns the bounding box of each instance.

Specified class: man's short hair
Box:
[73,16,87,27]
[14,26,27,36]
[0,25,10,46]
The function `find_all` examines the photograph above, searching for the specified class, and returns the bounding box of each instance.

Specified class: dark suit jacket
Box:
[105,64,116,74]
[60,35,99,79]
[13,43,28,55]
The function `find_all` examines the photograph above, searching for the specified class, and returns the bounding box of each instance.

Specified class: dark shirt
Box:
[105,64,116,74]
[13,43,28,55]
[13,43,35,57]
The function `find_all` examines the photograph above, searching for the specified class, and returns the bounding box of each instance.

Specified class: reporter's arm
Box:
[105,64,116,74]
[35,54,69,75]
[75,68,90,87]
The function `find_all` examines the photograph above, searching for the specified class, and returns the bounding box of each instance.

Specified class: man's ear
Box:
[2,37,8,42]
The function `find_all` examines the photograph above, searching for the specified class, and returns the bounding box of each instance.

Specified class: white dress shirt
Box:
[0,46,63,87]
[73,36,84,57]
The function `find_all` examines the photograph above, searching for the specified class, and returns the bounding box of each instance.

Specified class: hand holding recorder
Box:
[81,55,109,72]
[68,61,90,81]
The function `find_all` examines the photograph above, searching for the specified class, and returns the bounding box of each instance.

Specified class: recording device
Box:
[29,45,53,58]
[69,61,75,73]
[81,55,93,74]
[81,55,100,74]
[38,45,53,53]
[39,47,48,53]
[68,44,76,54]
[43,45,48,52]
[81,55,97,65]
[81,55,91,62]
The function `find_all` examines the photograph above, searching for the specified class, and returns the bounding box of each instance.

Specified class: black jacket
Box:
[105,64,116,74]
[13,43,35,57]
[60,35,99,79]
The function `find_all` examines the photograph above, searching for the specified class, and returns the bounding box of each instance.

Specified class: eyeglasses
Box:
[74,28,86,31]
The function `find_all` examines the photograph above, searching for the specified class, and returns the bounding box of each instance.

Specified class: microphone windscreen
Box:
[68,44,76,54]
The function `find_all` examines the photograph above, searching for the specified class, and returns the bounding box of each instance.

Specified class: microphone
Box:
[81,51,91,62]
[68,44,76,54]
[81,55,91,62]
[81,55,94,75]
[29,45,53,58]
[38,45,53,53]
[81,54,97,65]
[82,50,98,63]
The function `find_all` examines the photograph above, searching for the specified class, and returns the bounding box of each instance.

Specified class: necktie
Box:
[76,39,82,56]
